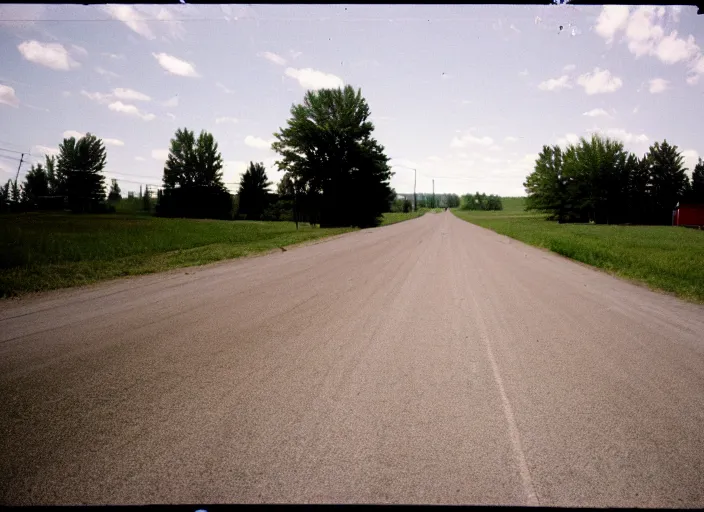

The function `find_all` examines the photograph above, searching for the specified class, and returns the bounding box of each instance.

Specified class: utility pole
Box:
[14,153,24,183]
[413,168,417,212]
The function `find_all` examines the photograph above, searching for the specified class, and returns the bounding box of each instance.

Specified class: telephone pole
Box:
[14,153,24,182]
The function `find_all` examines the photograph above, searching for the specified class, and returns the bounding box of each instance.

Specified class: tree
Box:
[690,158,704,204]
[108,179,122,202]
[57,132,107,213]
[0,180,10,213]
[238,162,272,219]
[644,140,690,224]
[45,155,58,195]
[23,162,50,205]
[156,127,232,219]
[524,145,570,221]
[277,172,295,198]
[272,85,394,228]
[142,185,151,212]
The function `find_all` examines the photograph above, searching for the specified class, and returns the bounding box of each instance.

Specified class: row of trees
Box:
[459,192,503,211]
[156,86,396,227]
[1,134,113,214]
[524,135,704,224]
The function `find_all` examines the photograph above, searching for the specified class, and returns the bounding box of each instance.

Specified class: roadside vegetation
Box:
[454,198,704,303]
[0,213,353,297]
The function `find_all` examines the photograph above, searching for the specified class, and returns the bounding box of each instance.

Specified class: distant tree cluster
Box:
[459,192,503,211]
[524,134,703,225]
[4,85,399,228]
[1,133,112,214]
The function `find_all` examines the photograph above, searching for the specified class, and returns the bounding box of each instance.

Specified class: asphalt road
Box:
[2,211,704,506]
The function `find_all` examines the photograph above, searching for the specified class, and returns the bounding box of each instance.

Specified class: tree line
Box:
[524,134,704,225]
[459,192,503,211]
[3,85,399,228]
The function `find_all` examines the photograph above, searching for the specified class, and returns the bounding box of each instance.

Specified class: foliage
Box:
[24,163,51,204]
[238,162,273,220]
[691,158,704,204]
[108,179,122,202]
[57,133,108,213]
[0,213,353,297]
[453,209,704,304]
[524,134,693,225]
[272,85,394,228]
[460,192,503,211]
[157,127,232,219]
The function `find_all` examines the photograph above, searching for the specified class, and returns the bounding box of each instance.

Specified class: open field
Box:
[0,213,354,297]
[453,201,704,303]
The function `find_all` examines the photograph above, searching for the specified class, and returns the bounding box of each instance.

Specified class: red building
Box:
[673,203,704,228]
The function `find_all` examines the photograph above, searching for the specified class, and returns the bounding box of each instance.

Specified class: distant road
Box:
[1,211,703,506]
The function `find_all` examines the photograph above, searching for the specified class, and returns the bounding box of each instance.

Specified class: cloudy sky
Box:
[0,4,702,196]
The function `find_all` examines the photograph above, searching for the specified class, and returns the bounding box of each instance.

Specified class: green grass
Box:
[453,201,704,303]
[0,212,354,297]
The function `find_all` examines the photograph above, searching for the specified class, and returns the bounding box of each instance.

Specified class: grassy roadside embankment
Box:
[0,213,354,298]
[379,207,442,226]
[453,198,704,303]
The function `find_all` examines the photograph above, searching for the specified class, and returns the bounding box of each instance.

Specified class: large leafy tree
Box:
[23,162,50,204]
[56,133,107,213]
[108,179,122,202]
[157,128,232,219]
[645,140,690,223]
[238,162,272,219]
[524,145,571,222]
[272,85,394,228]
[689,158,704,204]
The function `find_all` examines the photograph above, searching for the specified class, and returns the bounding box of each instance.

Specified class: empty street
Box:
[1,211,703,506]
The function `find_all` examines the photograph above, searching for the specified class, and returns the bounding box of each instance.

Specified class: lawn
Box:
[453,200,704,303]
[0,212,354,297]
[379,207,440,226]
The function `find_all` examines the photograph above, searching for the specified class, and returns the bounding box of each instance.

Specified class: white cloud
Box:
[103,5,155,40]
[633,106,640,114]
[488,144,502,151]
[95,67,119,78]
[648,78,669,93]
[81,90,112,104]
[162,96,178,107]
[603,128,649,144]
[244,136,274,150]
[104,138,125,147]
[563,64,576,71]
[0,84,20,108]
[504,136,518,143]
[108,101,155,121]
[450,133,494,148]
[17,41,80,71]
[166,113,176,120]
[63,130,85,139]
[260,51,286,66]
[216,117,238,124]
[102,53,125,60]
[113,88,151,102]
[290,50,303,60]
[655,31,699,64]
[518,69,529,77]
[595,5,630,43]
[625,7,665,57]
[557,133,580,146]
[223,160,248,184]
[155,7,185,41]
[583,108,609,117]
[682,150,699,173]
[577,68,623,94]
[151,149,169,160]
[538,75,571,91]
[152,53,199,77]
[135,156,146,162]
[284,67,344,90]
[33,145,59,156]
[216,82,235,94]
[71,44,88,57]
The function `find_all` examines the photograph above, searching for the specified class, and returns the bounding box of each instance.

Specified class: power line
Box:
[0,147,27,156]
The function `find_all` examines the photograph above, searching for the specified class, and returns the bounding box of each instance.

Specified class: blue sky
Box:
[0,4,702,196]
